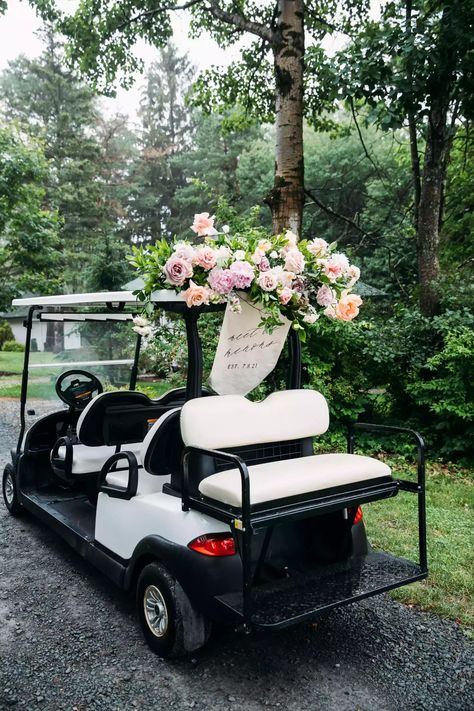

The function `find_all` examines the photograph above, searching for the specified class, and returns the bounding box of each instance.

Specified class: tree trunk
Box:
[417,103,449,317]
[268,0,305,236]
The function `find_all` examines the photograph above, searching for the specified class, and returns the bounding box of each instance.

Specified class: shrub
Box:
[0,320,14,349]
[2,340,25,352]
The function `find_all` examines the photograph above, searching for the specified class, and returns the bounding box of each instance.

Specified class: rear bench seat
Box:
[180,390,393,509]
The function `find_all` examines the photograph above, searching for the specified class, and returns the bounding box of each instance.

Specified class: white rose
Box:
[233,250,246,261]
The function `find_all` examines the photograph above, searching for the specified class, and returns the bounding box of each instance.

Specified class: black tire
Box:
[2,463,23,516]
[136,562,211,658]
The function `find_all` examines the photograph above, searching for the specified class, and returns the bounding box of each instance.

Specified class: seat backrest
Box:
[140,407,183,477]
[180,389,330,450]
[77,388,191,447]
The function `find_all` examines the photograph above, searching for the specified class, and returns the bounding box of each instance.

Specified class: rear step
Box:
[215,550,426,629]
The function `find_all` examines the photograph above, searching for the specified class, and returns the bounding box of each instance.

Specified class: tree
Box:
[0,29,105,289]
[334,0,474,316]
[128,44,195,243]
[17,0,367,236]
[0,124,61,310]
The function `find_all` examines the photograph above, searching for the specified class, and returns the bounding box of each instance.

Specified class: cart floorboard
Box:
[215,551,426,629]
[21,487,95,548]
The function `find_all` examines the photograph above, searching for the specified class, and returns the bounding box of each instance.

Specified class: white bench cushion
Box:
[57,443,142,475]
[181,390,329,450]
[198,453,392,508]
[105,469,163,496]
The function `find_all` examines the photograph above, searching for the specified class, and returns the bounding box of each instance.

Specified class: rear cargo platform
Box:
[216,550,426,629]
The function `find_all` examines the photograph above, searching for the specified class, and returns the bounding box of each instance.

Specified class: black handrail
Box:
[182,445,253,620]
[99,451,139,500]
[347,422,427,571]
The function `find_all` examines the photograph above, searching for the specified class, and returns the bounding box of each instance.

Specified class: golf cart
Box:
[2,290,428,658]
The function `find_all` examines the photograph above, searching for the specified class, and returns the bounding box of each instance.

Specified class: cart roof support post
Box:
[16,305,38,458]
[287,329,302,389]
[184,310,203,401]
[129,334,142,391]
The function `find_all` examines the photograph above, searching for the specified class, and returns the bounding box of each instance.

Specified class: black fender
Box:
[124,534,242,622]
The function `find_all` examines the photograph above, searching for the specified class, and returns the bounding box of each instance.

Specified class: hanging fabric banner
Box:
[209,295,291,396]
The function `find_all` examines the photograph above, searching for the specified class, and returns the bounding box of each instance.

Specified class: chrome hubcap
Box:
[144,585,168,638]
[4,472,14,506]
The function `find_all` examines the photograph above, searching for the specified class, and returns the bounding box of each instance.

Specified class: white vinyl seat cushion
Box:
[105,469,163,496]
[57,443,142,475]
[198,453,392,508]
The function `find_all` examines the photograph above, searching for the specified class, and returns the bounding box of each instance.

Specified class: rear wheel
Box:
[2,463,23,515]
[136,561,210,658]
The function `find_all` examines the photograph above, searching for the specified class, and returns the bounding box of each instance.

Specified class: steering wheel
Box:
[55,370,103,410]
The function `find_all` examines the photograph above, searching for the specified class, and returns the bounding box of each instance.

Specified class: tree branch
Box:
[206,0,275,45]
[114,0,204,34]
[304,188,371,238]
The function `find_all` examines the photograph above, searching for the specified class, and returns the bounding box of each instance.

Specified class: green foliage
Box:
[0,321,14,350]
[2,340,24,352]
[0,124,62,310]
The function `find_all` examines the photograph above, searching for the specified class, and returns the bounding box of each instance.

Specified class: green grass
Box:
[364,457,473,634]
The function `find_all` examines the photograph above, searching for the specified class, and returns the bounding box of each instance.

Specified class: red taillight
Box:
[188,533,236,557]
[353,506,363,525]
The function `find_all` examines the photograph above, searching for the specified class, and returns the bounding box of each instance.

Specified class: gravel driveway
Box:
[1,399,473,711]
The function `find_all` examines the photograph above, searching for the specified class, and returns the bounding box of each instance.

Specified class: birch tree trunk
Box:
[417,102,450,317]
[268,0,305,236]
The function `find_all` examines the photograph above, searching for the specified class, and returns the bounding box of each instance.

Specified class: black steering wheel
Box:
[55,370,103,410]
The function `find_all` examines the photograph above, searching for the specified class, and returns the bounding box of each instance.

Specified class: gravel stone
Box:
[1,399,473,710]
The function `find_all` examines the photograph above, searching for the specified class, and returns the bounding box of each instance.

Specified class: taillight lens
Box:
[188,533,236,557]
[353,506,363,525]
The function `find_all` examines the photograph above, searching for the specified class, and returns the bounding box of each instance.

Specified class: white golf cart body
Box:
[2,290,428,656]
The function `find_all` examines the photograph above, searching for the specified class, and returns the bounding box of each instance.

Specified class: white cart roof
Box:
[12,290,186,307]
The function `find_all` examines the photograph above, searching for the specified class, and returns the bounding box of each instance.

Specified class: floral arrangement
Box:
[129,210,362,340]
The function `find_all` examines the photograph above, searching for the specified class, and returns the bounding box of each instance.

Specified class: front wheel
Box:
[136,562,211,658]
[2,463,23,516]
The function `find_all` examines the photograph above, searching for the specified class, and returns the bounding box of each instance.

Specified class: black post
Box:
[287,329,302,389]
[184,310,203,400]
[16,306,38,458]
[129,335,142,390]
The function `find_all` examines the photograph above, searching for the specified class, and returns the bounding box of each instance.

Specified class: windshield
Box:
[24,313,137,423]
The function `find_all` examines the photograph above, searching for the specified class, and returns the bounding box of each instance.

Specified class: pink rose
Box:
[184,280,210,307]
[316,285,335,307]
[251,248,265,265]
[257,272,278,292]
[208,268,236,295]
[335,293,363,321]
[229,260,254,289]
[258,256,270,272]
[284,248,305,274]
[191,212,216,237]
[173,242,195,262]
[278,287,293,305]
[194,246,217,270]
[164,255,193,286]
[346,265,361,287]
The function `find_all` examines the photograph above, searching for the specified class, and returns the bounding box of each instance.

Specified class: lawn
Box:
[364,457,473,635]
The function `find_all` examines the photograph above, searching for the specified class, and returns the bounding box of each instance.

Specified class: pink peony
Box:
[307,238,329,258]
[194,246,218,271]
[284,248,305,274]
[258,256,270,272]
[316,285,335,307]
[324,253,349,281]
[208,268,236,295]
[184,280,210,307]
[278,287,293,305]
[257,272,278,292]
[229,260,254,289]
[335,293,362,321]
[191,212,216,237]
[164,255,193,286]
